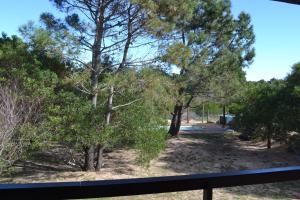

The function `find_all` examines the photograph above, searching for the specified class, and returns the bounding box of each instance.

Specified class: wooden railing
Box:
[0,166,300,200]
[274,0,300,5]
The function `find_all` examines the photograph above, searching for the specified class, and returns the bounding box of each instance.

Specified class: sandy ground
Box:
[1,126,300,199]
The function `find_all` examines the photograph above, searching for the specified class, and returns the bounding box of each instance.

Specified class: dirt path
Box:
[1,132,300,199]
[179,123,231,134]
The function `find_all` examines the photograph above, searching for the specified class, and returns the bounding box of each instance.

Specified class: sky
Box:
[0,0,300,81]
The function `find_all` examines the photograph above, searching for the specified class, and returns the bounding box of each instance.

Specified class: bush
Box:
[135,128,167,166]
[287,134,300,155]
[238,132,251,141]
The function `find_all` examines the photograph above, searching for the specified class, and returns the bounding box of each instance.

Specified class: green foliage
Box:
[232,80,284,138]
[0,0,259,171]
[0,33,59,91]
[108,68,173,164]
[287,134,300,154]
[232,63,300,149]
[278,63,300,133]
[49,91,120,149]
[134,0,196,36]
[1,34,36,79]
[44,68,173,165]
[155,0,255,113]
[194,102,222,117]
[161,43,192,69]
[0,34,59,172]
[19,22,78,77]
[135,128,167,166]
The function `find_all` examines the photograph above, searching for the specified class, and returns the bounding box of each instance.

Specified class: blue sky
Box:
[231,0,300,81]
[0,0,299,81]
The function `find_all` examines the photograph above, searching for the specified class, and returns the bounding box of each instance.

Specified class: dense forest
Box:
[0,0,299,177]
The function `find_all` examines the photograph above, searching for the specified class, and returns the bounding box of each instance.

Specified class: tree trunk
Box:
[169,95,192,136]
[119,5,132,70]
[202,103,204,123]
[174,104,183,135]
[267,134,271,149]
[186,107,189,124]
[222,105,226,127]
[84,146,95,171]
[95,86,114,171]
[168,105,179,136]
[267,128,272,149]
[95,145,105,171]
[106,86,114,124]
[90,6,105,106]
[266,125,272,149]
[207,109,209,123]
[84,4,105,172]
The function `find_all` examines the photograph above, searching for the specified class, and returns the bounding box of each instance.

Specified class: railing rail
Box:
[274,0,300,5]
[0,166,300,200]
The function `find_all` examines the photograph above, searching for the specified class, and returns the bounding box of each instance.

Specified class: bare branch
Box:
[112,98,142,110]
[0,87,34,172]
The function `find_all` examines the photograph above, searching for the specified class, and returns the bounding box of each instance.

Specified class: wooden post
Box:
[203,188,213,200]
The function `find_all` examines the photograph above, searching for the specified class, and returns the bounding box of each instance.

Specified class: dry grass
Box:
[1,128,300,199]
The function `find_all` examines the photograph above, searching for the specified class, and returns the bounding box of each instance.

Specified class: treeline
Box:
[0,0,255,172]
[231,63,300,152]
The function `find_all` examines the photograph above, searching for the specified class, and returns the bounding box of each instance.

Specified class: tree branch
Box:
[112,98,142,110]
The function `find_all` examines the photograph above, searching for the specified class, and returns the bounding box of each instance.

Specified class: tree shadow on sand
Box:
[0,144,82,182]
[0,146,140,183]
[157,133,300,199]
